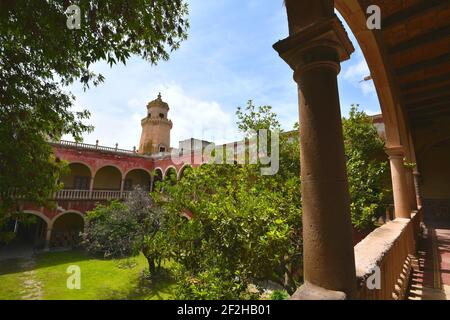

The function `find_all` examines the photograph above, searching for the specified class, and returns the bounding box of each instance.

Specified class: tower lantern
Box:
[138,93,172,154]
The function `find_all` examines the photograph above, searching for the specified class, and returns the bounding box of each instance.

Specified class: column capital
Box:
[385,146,406,159]
[273,16,354,79]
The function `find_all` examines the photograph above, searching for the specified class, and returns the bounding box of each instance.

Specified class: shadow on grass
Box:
[34,249,93,269]
[99,268,177,300]
[0,258,25,276]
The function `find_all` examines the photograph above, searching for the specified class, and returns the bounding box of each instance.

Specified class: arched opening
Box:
[334,1,407,150]
[178,165,193,180]
[164,167,177,185]
[151,168,163,191]
[60,163,92,190]
[124,169,151,191]
[93,166,122,190]
[51,212,85,248]
[0,212,48,255]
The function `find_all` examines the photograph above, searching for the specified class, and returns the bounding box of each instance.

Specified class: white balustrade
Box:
[56,189,128,200]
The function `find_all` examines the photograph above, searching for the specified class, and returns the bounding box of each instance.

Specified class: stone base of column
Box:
[291,282,347,300]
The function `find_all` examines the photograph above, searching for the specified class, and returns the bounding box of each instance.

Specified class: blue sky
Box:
[67,0,381,150]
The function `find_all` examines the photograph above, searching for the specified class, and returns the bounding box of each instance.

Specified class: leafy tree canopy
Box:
[152,102,303,299]
[82,186,167,274]
[0,0,189,219]
[343,105,391,230]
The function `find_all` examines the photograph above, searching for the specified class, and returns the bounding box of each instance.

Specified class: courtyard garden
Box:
[0,250,175,300]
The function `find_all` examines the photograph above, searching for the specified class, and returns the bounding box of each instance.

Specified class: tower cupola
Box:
[138,93,173,154]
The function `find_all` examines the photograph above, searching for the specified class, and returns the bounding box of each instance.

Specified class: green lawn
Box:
[0,250,175,300]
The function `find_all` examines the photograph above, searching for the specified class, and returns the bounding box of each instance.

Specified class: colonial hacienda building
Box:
[5,0,450,300]
[14,93,388,251]
[17,94,210,249]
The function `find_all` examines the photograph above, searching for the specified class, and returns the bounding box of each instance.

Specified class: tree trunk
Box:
[146,255,156,274]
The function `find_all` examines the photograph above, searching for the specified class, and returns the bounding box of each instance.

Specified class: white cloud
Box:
[64,81,241,150]
[135,83,241,146]
[343,59,376,96]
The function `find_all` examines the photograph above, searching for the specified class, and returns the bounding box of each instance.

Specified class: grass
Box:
[0,258,24,300]
[0,250,176,300]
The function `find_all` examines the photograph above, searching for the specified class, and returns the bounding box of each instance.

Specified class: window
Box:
[148,112,151,118]
[159,146,166,153]
[159,113,164,119]
[74,176,89,190]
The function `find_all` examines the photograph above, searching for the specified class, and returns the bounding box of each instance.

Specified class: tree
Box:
[154,164,302,299]
[152,102,303,299]
[155,102,389,299]
[0,0,189,223]
[82,186,168,274]
[342,105,391,230]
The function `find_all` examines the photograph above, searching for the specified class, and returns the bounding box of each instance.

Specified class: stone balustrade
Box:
[355,210,422,299]
[56,189,132,200]
[53,140,140,156]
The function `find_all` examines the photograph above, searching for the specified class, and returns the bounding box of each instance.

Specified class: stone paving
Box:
[408,219,450,300]
[0,244,44,300]
[19,258,43,300]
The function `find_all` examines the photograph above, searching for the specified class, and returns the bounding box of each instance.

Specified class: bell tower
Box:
[138,93,173,155]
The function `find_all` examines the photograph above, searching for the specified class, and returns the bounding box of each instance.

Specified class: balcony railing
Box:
[355,210,422,299]
[56,189,132,200]
[53,140,140,155]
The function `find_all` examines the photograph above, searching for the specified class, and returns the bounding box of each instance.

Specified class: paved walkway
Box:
[0,243,44,300]
[408,220,450,300]
[18,257,43,300]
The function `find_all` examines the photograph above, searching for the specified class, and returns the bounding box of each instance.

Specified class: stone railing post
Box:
[274,5,357,299]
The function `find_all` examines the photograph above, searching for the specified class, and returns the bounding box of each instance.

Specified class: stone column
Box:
[385,147,411,219]
[274,8,357,299]
[44,227,52,251]
[150,175,154,192]
[405,166,418,212]
[120,179,125,197]
[89,177,94,198]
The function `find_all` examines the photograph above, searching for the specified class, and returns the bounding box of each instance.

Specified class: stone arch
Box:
[151,168,164,191]
[51,211,85,248]
[334,0,418,213]
[52,210,85,224]
[178,164,193,180]
[124,168,152,191]
[60,162,93,190]
[67,161,94,177]
[93,165,123,190]
[23,210,51,226]
[93,164,124,177]
[5,210,50,249]
[153,168,164,179]
[164,166,177,178]
[164,166,178,185]
[334,0,414,161]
